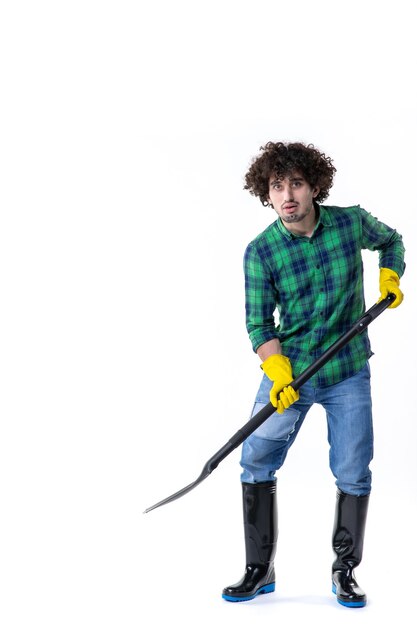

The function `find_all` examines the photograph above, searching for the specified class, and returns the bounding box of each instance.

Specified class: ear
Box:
[312,186,320,198]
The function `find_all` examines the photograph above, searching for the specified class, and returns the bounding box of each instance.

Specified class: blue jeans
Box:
[240,363,373,496]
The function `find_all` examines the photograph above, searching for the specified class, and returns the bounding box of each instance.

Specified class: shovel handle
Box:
[144,294,396,512]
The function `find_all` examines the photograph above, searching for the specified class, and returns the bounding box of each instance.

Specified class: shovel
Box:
[144,294,396,513]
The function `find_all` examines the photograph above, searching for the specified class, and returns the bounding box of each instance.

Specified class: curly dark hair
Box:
[244,141,336,206]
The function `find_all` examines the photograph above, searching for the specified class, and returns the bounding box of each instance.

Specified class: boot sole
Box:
[332,583,366,608]
[222,582,275,602]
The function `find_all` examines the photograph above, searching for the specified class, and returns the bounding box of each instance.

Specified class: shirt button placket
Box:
[312,240,326,345]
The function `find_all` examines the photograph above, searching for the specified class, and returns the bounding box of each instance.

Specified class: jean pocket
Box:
[254,374,273,404]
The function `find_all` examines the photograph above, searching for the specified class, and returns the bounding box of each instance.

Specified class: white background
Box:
[0,1,416,625]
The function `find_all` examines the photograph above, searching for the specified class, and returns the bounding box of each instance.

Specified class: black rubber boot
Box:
[222,481,277,602]
[331,489,370,608]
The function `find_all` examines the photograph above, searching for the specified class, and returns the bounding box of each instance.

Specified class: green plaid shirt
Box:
[244,204,405,387]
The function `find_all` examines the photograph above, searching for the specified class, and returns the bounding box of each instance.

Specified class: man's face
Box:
[268,171,320,226]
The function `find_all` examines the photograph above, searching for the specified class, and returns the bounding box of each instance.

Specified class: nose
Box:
[283,184,294,201]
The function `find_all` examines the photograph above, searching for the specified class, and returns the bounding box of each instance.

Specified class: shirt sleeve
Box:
[243,242,279,352]
[359,207,406,277]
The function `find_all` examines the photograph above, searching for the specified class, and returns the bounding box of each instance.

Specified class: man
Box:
[222,142,405,607]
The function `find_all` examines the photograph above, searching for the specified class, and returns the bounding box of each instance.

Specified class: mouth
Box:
[282,203,298,212]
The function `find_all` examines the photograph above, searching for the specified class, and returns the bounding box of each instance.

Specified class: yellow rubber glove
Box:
[261,354,300,414]
[378,267,403,308]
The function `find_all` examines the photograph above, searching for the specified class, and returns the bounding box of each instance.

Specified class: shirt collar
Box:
[275,203,333,239]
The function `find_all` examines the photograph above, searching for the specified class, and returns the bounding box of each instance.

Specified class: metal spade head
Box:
[143,468,209,513]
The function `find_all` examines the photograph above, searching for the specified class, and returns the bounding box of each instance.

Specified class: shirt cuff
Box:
[249,329,279,353]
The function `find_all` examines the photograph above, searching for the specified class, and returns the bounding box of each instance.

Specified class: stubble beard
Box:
[280,203,313,224]
[281,213,305,223]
